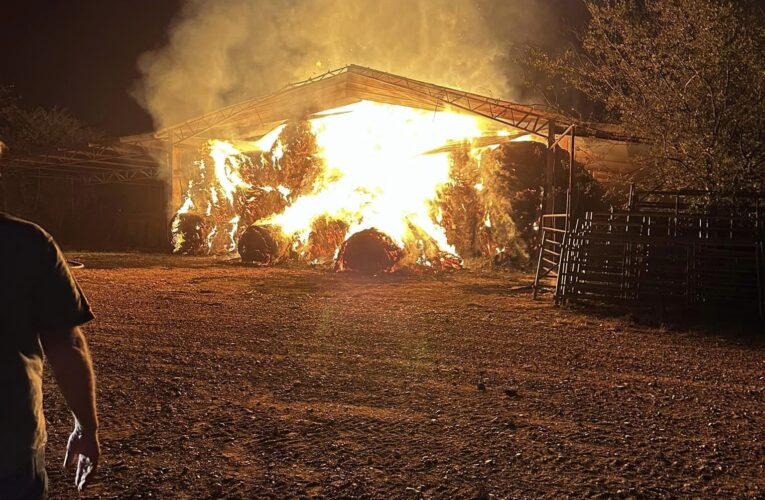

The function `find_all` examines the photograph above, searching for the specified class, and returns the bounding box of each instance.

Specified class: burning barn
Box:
[146,65,629,271]
[0,65,637,266]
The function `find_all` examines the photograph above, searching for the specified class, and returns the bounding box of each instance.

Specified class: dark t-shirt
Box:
[0,213,94,474]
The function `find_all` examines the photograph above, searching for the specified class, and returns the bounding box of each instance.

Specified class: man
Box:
[0,212,99,499]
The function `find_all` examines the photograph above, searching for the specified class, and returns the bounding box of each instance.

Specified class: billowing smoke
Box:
[134,0,555,130]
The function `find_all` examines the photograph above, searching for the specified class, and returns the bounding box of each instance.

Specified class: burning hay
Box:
[170,100,607,271]
[171,213,208,255]
[307,216,349,265]
[435,145,485,258]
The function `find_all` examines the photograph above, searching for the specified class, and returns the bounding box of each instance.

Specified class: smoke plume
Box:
[134,0,555,130]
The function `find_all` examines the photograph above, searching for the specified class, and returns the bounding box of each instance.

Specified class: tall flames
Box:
[172,100,524,270]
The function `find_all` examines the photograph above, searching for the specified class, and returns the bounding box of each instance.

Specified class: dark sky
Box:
[1,0,183,136]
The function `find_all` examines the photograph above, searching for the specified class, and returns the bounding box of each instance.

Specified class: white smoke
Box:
[134,0,554,130]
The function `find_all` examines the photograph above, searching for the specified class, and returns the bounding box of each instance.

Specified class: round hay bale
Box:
[238,224,284,264]
[335,228,403,274]
[171,213,208,255]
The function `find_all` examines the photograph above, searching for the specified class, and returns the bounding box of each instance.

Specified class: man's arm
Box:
[40,326,99,490]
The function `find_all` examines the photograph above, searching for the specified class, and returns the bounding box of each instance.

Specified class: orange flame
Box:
[173,100,514,262]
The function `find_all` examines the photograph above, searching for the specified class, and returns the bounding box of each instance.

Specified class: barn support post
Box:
[164,134,184,249]
[170,143,184,216]
[566,125,576,231]
[545,120,557,218]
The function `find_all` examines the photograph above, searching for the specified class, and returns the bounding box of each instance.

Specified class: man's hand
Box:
[40,326,99,491]
[64,422,100,491]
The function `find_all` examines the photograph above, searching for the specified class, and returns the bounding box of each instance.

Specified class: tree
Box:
[530,0,765,195]
[0,85,99,155]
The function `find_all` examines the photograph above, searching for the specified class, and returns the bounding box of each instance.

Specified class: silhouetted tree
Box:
[0,85,99,154]
[529,0,765,193]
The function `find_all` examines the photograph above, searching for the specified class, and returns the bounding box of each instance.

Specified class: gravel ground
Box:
[42,253,764,499]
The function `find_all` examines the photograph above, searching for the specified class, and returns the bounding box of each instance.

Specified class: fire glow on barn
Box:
[163,66,598,273]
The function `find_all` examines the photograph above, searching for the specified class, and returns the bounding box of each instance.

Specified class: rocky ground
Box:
[43,253,764,498]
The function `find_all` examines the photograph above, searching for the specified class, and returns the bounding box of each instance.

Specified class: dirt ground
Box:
[43,253,764,499]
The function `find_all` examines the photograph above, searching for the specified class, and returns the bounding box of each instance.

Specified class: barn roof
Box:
[0,65,643,183]
[151,65,576,146]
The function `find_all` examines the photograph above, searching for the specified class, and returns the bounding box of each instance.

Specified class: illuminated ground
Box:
[44,253,764,498]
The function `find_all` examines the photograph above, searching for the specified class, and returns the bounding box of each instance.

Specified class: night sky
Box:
[2,0,182,136]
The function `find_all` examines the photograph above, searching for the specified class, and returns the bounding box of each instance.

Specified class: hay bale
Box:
[436,145,485,259]
[171,213,209,255]
[238,224,287,264]
[434,141,610,268]
[270,121,324,201]
[335,228,403,274]
[242,189,289,224]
